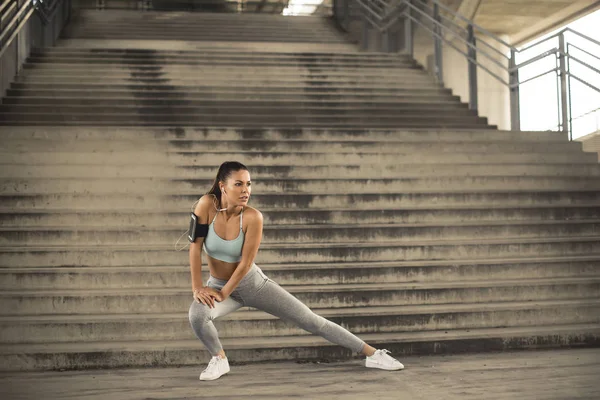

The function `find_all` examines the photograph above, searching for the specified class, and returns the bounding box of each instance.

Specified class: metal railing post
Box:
[558,33,570,135]
[509,49,520,131]
[362,11,370,51]
[467,24,478,111]
[433,3,444,84]
[404,0,413,58]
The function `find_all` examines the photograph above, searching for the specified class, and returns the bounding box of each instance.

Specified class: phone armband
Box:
[188,213,209,243]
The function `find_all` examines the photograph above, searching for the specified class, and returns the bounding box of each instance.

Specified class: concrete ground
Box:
[1,348,599,400]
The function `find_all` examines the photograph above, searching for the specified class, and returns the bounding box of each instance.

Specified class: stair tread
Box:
[2,276,599,296]
[1,235,599,251]
[2,220,600,231]
[3,299,600,323]
[1,324,598,354]
[1,253,600,272]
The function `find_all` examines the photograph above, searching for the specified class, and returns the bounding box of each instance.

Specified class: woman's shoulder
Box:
[243,205,263,222]
[194,194,218,216]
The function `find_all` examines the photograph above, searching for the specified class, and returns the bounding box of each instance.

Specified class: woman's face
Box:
[221,169,251,206]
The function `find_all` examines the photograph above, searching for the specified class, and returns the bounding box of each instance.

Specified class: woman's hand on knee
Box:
[193,287,223,308]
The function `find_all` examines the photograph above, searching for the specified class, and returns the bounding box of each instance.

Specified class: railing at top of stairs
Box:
[333,0,600,140]
[0,0,69,58]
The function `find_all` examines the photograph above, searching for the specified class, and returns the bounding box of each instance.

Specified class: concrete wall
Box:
[413,25,511,130]
[577,131,600,162]
[0,0,72,101]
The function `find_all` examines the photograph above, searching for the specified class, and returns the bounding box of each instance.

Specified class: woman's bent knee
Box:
[188,301,211,327]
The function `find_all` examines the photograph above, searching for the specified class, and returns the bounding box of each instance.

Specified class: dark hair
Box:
[207,161,249,207]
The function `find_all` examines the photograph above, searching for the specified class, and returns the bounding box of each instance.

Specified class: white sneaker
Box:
[365,349,404,371]
[199,355,230,381]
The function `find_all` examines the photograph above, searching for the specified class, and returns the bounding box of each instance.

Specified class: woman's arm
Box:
[189,195,220,306]
[220,208,264,299]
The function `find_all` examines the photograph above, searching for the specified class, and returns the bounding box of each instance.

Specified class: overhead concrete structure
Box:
[438,0,600,45]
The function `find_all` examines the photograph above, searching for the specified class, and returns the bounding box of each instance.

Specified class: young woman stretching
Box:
[188,161,404,380]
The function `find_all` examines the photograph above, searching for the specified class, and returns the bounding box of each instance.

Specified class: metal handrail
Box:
[343,0,600,139]
[0,0,36,59]
[0,0,65,58]
[568,43,600,63]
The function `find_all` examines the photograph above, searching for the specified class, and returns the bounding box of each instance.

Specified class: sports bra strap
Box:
[212,207,244,227]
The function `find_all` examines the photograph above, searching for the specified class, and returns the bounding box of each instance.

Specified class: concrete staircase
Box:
[1,10,600,372]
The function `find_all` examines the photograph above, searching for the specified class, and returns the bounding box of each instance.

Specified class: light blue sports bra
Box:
[203,208,245,263]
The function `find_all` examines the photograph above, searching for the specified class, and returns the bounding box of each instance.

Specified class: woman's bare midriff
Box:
[206,256,240,280]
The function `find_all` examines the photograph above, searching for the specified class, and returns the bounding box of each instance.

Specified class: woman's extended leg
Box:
[245,279,367,354]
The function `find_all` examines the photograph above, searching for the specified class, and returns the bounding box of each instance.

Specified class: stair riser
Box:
[2,242,599,267]
[3,305,600,343]
[1,261,598,290]
[10,84,454,95]
[2,192,599,210]
[7,165,600,179]
[4,98,465,107]
[16,77,440,86]
[2,208,600,227]
[19,70,436,80]
[2,330,600,371]
[0,127,569,143]
[0,140,581,154]
[31,51,409,61]
[3,283,599,315]
[1,151,593,165]
[3,224,600,246]
[0,106,479,117]
[2,177,599,195]
[0,116,490,127]
[25,59,421,69]
[6,90,458,102]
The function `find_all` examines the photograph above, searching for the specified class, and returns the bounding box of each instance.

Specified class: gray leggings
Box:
[188,263,366,356]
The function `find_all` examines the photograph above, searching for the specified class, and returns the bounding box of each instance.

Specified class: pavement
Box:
[1,348,599,400]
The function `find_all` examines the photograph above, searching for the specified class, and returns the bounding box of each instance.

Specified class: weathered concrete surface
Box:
[1,348,599,400]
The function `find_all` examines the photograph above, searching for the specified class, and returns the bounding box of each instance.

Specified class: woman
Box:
[188,161,404,381]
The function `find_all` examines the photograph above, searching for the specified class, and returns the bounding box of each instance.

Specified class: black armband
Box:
[188,213,209,243]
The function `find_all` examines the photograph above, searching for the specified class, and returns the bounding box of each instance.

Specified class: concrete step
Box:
[15,71,436,83]
[21,65,430,78]
[53,39,358,53]
[0,105,478,117]
[4,151,592,166]
[1,255,598,289]
[33,48,404,60]
[2,300,599,344]
[5,139,577,154]
[68,10,336,23]
[3,221,600,246]
[2,206,599,227]
[25,57,419,68]
[0,116,492,128]
[61,32,348,43]
[13,78,439,90]
[1,277,599,315]
[2,324,600,371]
[6,88,458,101]
[2,191,598,210]
[2,176,599,195]
[3,163,599,179]
[0,126,568,143]
[1,97,471,108]
[1,238,599,267]
[15,74,438,85]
